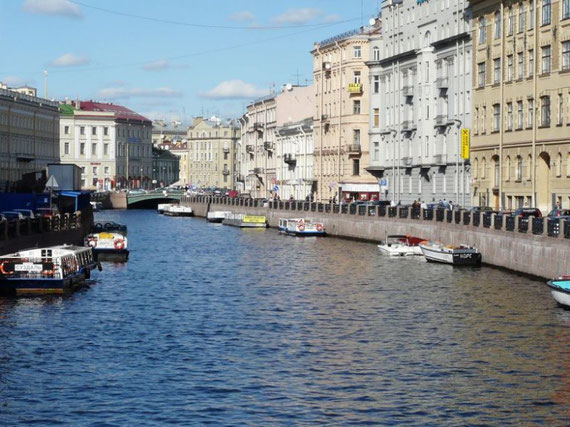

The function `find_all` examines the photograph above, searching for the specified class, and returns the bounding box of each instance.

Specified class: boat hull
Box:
[283,229,325,237]
[547,280,570,308]
[222,219,267,228]
[377,245,422,256]
[420,245,482,265]
[0,270,91,296]
[163,211,193,217]
[93,248,129,262]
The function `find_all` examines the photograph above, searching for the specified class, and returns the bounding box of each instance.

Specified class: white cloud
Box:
[97,86,183,99]
[22,0,82,18]
[201,80,268,100]
[1,75,35,87]
[272,8,323,25]
[322,14,342,24]
[49,53,89,67]
[229,11,255,22]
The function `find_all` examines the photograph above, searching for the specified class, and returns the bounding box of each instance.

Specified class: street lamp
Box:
[140,167,143,189]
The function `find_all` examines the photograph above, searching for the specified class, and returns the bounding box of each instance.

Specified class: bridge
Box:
[92,191,186,209]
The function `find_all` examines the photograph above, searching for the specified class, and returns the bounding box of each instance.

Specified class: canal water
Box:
[1,210,569,425]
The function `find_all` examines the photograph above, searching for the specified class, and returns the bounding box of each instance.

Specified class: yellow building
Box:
[471,0,570,212]
[312,21,382,202]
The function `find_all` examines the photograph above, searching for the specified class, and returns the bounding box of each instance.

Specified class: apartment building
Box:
[368,0,472,207]
[59,101,153,190]
[471,0,570,212]
[0,83,60,189]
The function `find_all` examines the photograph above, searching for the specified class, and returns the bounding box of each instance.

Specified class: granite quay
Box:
[182,195,570,279]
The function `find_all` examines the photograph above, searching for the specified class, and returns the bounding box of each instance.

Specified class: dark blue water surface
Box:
[1,210,569,425]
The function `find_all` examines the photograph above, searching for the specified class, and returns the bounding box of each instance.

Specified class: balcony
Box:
[253,122,264,132]
[402,85,414,97]
[284,153,296,164]
[253,167,264,175]
[401,121,417,132]
[434,115,448,127]
[434,154,448,165]
[246,145,254,153]
[222,168,230,175]
[436,77,449,89]
[264,141,274,151]
[402,157,413,167]
[346,144,362,154]
[348,83,363,94]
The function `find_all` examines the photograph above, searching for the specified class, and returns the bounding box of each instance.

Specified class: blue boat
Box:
[0,245,99,296]
[546,276,570,308]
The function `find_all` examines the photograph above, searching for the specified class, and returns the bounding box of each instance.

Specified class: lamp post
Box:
[140,167,143,189]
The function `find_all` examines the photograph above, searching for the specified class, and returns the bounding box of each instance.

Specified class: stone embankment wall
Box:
[182,197,570,280]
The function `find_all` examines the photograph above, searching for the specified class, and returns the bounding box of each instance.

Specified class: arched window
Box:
[528,154,533,180]
[557,152,562,177]
[482,157,487,178]
[473,158,479,178]
[424,31,432,47]
[516,156,523,180]
[494,157,500,187]
[373,46,380,61]
[506,156,511,181]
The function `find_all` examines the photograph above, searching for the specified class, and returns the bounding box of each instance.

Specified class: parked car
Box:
[512,208,542,218]
[13,209,35,219]
[546,208,570,218]
[469,206,495,214]
[1,211,24,221]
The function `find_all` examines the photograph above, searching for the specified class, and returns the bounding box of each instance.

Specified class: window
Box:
[353,71,361,84]
[80,126,85,135]
[559,94,564,125]
[104,127,108,136]
[507,55,514,81]
[494,58,501,84]
[373,46,380,61]
[519,5,525,32]
[530,0,535,28]
[352,159,360,176]
[517,101,524,129]
[104,143,109,155]
[563,41,570,70]
[529,49,534,77]
[353,100,361,115]
[81,166,86,175]
[373,75,379,93]
[542,45,551,74]
[508,8,514,35]
[91,143,97,155]
[91,127,96,136]
[494,104,501,131]
[104,166,109,175]
[353,46,362,58]
[80,143,85,155]
[516,156,523,181]
[373,142,379,161]
[425,136,430,157]
[528,98,535,127]
[479,17,487,44]
[478,62,486,87]
[541,95,551,126]
[353,129,361,144]
[518,52,524,79]
[425,61,430,83]
[373,108,380,127]
[507,103,513,130]
[495,11,502,39]
[92,166,98,176]
[542,0,551,25]
[64,125,69,134]
[564,0,570,19]
[64,142,70,155]
[482,106,487,133]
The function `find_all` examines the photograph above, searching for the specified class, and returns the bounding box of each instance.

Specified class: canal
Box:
[1,210,569,424]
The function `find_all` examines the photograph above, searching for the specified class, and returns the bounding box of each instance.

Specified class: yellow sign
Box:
[348,83,362,93]
[243,215,266,224]
[461,128,470,160]
[98,232,114,240]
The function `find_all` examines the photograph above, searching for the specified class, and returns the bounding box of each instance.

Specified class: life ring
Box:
[316,223,323,232]
[87,238,97,248]
[297,219,305,231]
[114,239,125,250]
[0,261,13,275]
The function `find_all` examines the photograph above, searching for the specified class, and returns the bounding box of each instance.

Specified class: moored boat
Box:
[546,276,570,308]
[419,242,482,265]
[207,211,232,223]
[163,205,193,217]
[157,203,175,214]
[222,214,267,228]
[278,218,325,236]
[85,221,129,262]
[0,245,99,296]
[377,235,424,256]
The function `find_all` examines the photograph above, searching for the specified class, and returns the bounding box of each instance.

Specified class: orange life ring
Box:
[316,223,323,232]
[297,219,305,231]
[0,261,13,275]
[114,239,125,250]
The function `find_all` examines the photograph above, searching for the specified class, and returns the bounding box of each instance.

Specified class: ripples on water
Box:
[1,210,569,425]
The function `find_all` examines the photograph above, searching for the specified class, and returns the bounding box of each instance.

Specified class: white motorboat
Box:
[163,205,193,217]
[157,203,175,214]
[85,221,129,262]
[377,235,424,256]
[546,276,570,308]
[420,242,482,265]
[207,211,232,223]
[0,245,99,296]
[278,218,325,236]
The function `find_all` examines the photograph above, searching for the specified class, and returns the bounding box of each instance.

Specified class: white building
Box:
[369,0,472,207]
[59,100,153,190]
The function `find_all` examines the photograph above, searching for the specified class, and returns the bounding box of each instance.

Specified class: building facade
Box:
[59,101,153,190]
[312,22,381,202]
[0,84,60,190]
[471,0,570,213]
[173,117,239,190]
[152,147,180,187]
[368,0,472,207]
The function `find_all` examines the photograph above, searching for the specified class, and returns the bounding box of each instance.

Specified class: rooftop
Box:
[61,100,151,123]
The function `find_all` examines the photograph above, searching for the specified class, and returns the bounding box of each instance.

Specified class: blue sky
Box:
[1,0,381,124]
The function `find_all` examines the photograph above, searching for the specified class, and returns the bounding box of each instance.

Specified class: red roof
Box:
[73,101,151,124]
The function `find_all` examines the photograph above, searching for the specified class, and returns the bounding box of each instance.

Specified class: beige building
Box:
[173,117,239,190]
[0,83,60,189]
[471,0,570,213]
[59,100,153,190]
[312,22,382,202]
